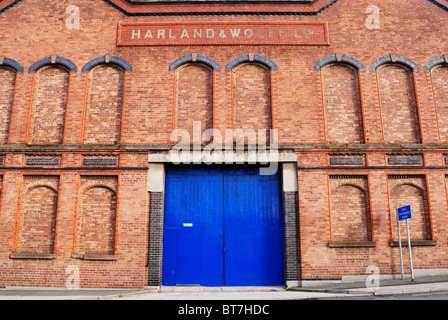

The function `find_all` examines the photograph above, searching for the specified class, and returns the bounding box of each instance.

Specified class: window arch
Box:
[226,53,278,71]
[82,55,132,72]
[29,56,77,73]
[169,53,220,71]
[370,55,419,72]
[322,63,363,144]
[315,54,366,71]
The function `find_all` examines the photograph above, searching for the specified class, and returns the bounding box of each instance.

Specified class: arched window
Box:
[377,64,420,143]
[329,177,371,242]
[18,176,60,254]
[232,62,272,143]
[78,176,118,255]
[175,63,213,143]
[29,65,70,144]
[388,177,431,241]
[0,66,16,144]
[84,65,124,144]
[322,64,363,144]
[430,65,448,141]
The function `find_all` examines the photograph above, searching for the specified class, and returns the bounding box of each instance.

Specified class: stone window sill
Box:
[71,254,118,261]
[10,253,57,260]
[328,241,377,248]
[389,240,437,247]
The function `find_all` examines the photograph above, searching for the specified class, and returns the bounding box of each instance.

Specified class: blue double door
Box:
[162,165,284,287]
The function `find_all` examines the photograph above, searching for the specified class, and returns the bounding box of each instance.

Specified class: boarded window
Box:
[176,63,213,143]
[78,176,118,255]
[18,177,59,254]
[378,65,420,143]
[84,65,124,144]
[431,66,448,141]
[323,64,363,144]
[233,63,271,143]
[0,67,16,144]
[329,176,370,241]
[388,176,431,241]
[30,66,69,145]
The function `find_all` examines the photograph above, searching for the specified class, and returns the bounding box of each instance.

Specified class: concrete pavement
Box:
[2,275,448,300]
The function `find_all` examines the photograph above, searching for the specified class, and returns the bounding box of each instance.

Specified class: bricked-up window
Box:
[431,65,448,142]
[84,65,124,144]
[329,176,371,242]
[30,66,69,145]
[323,64,363,144]
[17,176,59,254]
[78,176,118,255]
[175,63,213,143]
[0,67,16,144]
[388,176,431,241]
[233,63,271,143]
[378,65,420,144]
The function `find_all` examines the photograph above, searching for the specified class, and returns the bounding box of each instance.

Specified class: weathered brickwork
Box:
[17,176,59,254]
[175,63,213,142]
[323,65,363,144]
[329,176,371,242]
[388,176,431,241]
[0,67,15,144]
[29,66,69,145]
[77,176,118,255]
[378,65,420,144]
[84,65,124,145]
[0,0,448,288]
[432,66,448,141]
[233,63,271,140]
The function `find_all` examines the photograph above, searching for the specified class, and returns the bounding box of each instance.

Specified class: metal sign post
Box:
[397,205,414,282]
[406,218,415,282]
[396,207,404,280]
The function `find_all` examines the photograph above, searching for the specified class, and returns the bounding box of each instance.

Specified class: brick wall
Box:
[388,175,431,241]
[77,176,118,255]
[323,65,363,144]
[329,176,371,242]
[176,63,213,142]
[1,0,448,287]
[17,176,59,254]
[84,65,124,145]
[0,68,15,144]
[378,65,420,144]
[432,66,448,142]
[232,63,271,141]
[29,66,69,145]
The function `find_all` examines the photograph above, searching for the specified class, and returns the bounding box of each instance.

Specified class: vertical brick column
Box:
[282,163,300,287]
[147,192,164,286]
[147,163,165,286]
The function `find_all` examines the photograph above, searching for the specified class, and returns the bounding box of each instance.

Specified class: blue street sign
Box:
[397,205,412,221]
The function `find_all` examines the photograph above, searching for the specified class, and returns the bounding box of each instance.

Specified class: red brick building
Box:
[0,0,448,289]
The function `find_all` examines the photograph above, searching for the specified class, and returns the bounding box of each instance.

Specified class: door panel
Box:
[224,167,284,286]
[163,166,224,286]
[162,165,284,286]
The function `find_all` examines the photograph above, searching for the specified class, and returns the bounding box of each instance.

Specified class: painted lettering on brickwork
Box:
[118,22,329,46]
